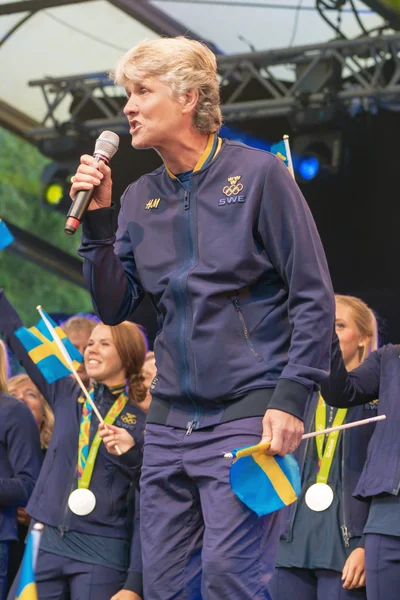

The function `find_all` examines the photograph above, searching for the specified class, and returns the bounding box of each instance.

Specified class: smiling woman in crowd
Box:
[0,289,147,600]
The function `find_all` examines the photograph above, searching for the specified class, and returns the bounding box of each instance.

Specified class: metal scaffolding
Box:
[218,33,400,120]
[27,32,400,139]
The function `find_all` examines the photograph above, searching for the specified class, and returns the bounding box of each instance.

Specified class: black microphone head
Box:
[94,131,120,161]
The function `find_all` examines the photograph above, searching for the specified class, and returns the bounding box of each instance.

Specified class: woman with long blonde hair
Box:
[8,374,54,450]
[0,341,42,600]
[271,295,378,600]
[0,290,146,600]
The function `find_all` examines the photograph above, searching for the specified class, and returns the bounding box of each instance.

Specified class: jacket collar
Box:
[93,381,126,403]
[165,133,222,180]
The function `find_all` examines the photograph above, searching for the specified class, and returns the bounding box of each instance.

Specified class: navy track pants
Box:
[140,418,283,600]
[269,567,367,600]
[365,533,400,600]
[7,549,126,600]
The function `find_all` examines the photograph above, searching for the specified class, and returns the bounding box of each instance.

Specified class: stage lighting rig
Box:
[41,161,76,213]
[293,131,342,182]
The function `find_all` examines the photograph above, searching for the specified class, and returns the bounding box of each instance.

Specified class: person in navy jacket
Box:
[71,36,335,599]
[0,340,42,600]
[6,373,54,594]
[270,295,378,600]
[321,311,400,600]
[0,291,146,600]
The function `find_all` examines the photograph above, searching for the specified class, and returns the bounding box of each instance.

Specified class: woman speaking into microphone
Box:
[0,289,146,600]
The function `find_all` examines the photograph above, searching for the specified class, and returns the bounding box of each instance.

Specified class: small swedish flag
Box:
[15,309,83,384]
[16,525,43,600]
[270,140,289,167]
[229,443,301,516]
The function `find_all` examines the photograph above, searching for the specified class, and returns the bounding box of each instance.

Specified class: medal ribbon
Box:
[315,395,347,484]
[77,389,129,490]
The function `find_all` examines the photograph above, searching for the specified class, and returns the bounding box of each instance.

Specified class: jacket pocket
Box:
[231,298,263,363]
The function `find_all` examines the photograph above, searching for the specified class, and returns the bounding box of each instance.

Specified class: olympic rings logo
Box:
[222,176,244,197]
[222,182,244,196]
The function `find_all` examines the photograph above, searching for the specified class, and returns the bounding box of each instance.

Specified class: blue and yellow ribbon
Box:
[77,388,129,489]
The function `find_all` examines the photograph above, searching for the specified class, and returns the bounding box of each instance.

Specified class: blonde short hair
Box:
[112,36,222,135]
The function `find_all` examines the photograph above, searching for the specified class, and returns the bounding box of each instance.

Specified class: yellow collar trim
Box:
[165,133,221,180]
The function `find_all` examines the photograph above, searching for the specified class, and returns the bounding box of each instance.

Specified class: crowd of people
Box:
[0,291,394,600]
[0,34,398,600]
[0,291,157,600]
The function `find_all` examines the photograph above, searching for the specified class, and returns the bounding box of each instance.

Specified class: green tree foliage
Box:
[0,127,93,324]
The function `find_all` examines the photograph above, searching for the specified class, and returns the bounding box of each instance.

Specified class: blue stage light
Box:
[297,156,320,181]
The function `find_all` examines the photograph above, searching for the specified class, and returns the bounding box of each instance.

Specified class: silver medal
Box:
[305,482,334,512]
[68,488,97,516]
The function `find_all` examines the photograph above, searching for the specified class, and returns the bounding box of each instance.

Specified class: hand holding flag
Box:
[15,306,121,454]
[229,443,301,517]
[226,414,386,516]
[35,306,122,455]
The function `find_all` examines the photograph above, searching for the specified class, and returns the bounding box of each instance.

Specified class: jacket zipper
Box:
[59,479,74,537]
[175,185,199,431]
[184,189,190,211]
[341,431,350,547]
[108,467,115,516]
[232,298,262,362]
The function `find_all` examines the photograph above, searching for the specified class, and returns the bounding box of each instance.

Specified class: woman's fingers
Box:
[98,423,118,436]
[69,155,111,201]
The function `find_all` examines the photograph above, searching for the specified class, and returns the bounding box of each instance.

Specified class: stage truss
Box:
[27,32,400,140]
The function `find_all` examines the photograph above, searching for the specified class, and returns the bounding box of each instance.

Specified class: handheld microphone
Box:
[65,131,120,235]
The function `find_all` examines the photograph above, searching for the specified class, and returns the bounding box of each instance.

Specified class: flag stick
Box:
[36,306,121,455]
[32,522,44,569]
[16,522,44,597]
[283,134,295,179]
[302,413,386,439]
[223,414,386,459]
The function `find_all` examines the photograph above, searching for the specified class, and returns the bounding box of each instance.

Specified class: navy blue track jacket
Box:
[79,135,335,427]
[322,335,400,499]
[0,392,42,542]
[0,290,145,592]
